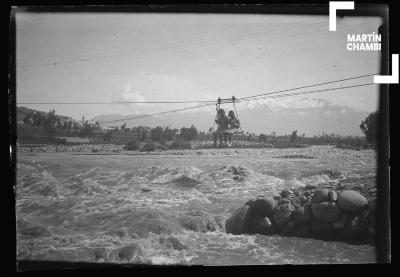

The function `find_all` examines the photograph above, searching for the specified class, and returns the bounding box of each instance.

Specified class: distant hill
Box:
[17,107,80,124]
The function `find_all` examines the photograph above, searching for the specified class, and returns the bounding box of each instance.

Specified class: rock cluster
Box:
[225,187,375,244]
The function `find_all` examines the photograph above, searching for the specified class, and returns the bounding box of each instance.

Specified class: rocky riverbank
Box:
[16,140,309,153]
[225,184,376,245]
[17,143,124,153]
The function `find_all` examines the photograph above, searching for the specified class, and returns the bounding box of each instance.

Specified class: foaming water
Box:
[16,146,376,264]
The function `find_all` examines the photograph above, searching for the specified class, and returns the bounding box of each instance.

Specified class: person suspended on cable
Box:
[215,108,229,130]
[227,110,240,129]
[213,108,229,148]
[224,110,240,146]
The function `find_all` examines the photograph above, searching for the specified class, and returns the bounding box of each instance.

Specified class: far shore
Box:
[16,140,371,154]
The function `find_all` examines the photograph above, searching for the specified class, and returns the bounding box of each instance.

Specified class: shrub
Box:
[140,142,156,152]
[150,126,164,141]
[360,111,378,147]
[124,139,140,151]
[103,130,115,141]
[180,125,198,141]
[42,109,57,139]
[259,133,267,143]
[162,127,176,141]
[169,140,192,150]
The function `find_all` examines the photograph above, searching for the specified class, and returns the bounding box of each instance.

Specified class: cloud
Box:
[121,84,147,103]
[240,97,330,111]
[110,73,216,115]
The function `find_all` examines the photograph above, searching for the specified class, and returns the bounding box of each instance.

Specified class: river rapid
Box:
[16,145,377,265]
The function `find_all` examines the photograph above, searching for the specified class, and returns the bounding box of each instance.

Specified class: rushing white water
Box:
[16,145,377,264]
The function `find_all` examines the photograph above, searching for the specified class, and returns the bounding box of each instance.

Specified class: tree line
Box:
[103,125,198,142]
[21,109,379,147]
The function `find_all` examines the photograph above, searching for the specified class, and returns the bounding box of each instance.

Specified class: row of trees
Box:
[149,125,198,141]
[102,125,199,143]
[21,108,379,146]
[258,131,306,143]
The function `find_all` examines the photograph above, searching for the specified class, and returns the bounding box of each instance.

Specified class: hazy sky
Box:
[16,11,381,121]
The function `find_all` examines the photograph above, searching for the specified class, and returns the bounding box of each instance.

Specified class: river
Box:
[16,145,377,264]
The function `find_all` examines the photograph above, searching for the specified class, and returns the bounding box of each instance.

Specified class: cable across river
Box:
[16,72,378,125]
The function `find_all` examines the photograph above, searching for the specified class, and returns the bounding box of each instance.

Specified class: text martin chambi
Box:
[347,33,381,51]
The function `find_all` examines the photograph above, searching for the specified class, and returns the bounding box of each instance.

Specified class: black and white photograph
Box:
[10,4,391,269]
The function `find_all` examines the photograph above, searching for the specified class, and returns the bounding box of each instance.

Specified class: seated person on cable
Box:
[214,108,229,147]
[215,108,229,133]
[227,110,240,131]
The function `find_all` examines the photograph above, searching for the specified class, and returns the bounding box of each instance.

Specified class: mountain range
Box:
[91,98,371,136]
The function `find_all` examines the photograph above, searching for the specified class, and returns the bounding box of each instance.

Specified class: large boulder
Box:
[310,220,337,239]
[287,195,302,208]
[290,225,311,238]
[279,198,291,205]
[299,195,311,205]
[311,201,341,223]
[328,190,338,202]
[341,214,369,241]
[332,214,347,229]
[291,205,313,225]
[279,221,295,236]
[244,199,255,207]
[273,203,295,227]
[305,184,318,190]
[337,190,368,213]
[273,195,281,201]
[225,205,254,235]
[252,216,274,235]
[294,189,301,197]
[280,189,293,198]
[251,197,277,217]
[312,189,329,203]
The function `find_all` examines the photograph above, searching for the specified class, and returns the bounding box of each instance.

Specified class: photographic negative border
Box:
[8,3,391,271]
